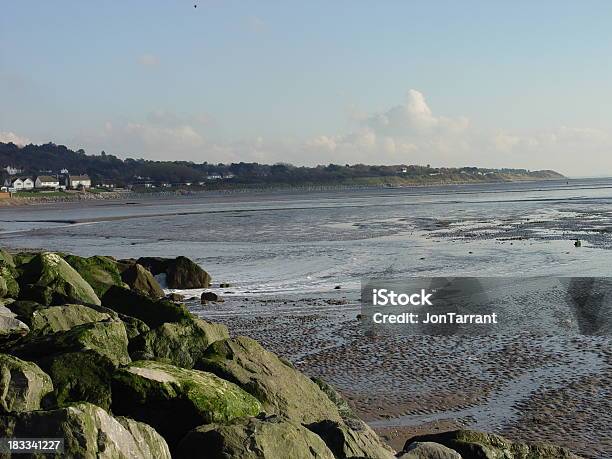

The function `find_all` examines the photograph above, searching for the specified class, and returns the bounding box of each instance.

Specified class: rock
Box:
[309,377,396,459]
[398,441,462,459]
[0,354,53,412]
[0,307,29,349]
[101,286,191,328]
[12,252,38,268]
[334,285,341,289]
[201,291,220,303]
[121,263,165,298]
[177,414,335,459]
[0,262,19,299]
[0,249,15,268]
[219,282,231,288]
[40,350,117,410]
[112,360,261,447]
[0,402,171,459]
[167,292,185,302]
[116,416,173,459]
[63,254,126,297]
[308,419,396,459]
[574,239,582,247]
[12,319,130,367]
[121,314,151,340]
[15,303,111,336]
[137,256,211,289]
[129,318,229,368]
[17,252,101,306]
[403,430,583,459]
[198,336,342,424]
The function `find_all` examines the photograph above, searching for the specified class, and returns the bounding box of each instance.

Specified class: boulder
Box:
[129,318,229,368]
[121,314,151,340]
[40,350,117,410]
[0,249,15,268]
[0,307,29,349]
[177,415,335,459]
[198,336,342,424]
[137,256,211,289]
[0,402,171,459]
[0,262,19,299]
[12,252,38,268]
[11,320,130,367]
[101,286,191,328]
[398,442,462,459]
[201,291,221,303]
[403,430,583,459]
[0,354,53,412]
[167,292,185,302]
[112,360,261,447]
[17,252,101,306]
[308,419,396,459]
[121,263,165,298]
[15,303,111,336]
[63,254,126,297]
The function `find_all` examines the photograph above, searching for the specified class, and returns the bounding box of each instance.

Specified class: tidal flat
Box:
[1,178,611,457]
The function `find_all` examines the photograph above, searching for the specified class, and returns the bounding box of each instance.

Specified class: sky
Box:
[2,1,612,176]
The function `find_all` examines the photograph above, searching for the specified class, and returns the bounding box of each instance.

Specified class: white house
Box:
[4,166,22,175]
[206,174,222,180]
[35,175,60,189]
[4,177,34,190]
[68,175,92,189]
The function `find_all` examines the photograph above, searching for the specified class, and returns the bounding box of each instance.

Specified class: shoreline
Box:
[0,176,570,208]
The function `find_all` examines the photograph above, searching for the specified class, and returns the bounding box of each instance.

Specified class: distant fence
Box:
[0,192,11,200]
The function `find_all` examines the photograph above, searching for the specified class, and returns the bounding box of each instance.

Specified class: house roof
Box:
[69,175,91,181]
[36,175,59,182]
[15,176,33,182]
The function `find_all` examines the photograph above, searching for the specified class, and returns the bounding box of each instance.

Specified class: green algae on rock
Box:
[129,318,229,368]
[403,430,583,459]
[63,254,127,297]
[177,415,335,459]
[17,252,101,306]
[120,263,165,298]
[0,353,53,413]
[198,336,342,425]
[101,286,191,328]
[112,360,261,447]
[0,402,171,459]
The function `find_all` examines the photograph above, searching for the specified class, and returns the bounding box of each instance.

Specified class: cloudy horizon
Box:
[2,2,612,177]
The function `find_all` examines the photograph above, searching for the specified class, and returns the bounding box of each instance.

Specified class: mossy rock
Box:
[17,252,101,306]
[198,336,342,425]
[308,419,396,459]
[177,414,335,459]
[18,304,111,336]
[112,360,261,448]
[63,254,126,297]
[0,402,171,458]
[101,285,191,328]
[399,442,462,459]
[121,263,164,298]
[129,318,229,368]
[0,353,53,412]
[403,430,583,459]
[137,256,211,289]
[0,262,19,299]
[0,307,29,350]
[11,319,130,367]
[12,252,38,268]
[121,314,151,340]
[0,249,15,268]
[38,350,116,410]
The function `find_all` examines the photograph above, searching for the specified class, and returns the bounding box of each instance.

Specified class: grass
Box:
[13,191,66,198]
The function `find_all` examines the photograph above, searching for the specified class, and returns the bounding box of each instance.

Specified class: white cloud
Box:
[66,90,612,176]
[137,54,159,67]
[0,131,30,146]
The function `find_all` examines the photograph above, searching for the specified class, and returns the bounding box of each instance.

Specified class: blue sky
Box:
[2,1,612,175]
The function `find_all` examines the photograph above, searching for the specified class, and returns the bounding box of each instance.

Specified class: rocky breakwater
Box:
[0,249,586,458]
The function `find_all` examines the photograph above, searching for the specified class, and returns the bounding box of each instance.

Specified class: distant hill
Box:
[0,142,564,189]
